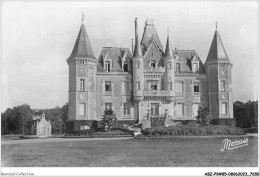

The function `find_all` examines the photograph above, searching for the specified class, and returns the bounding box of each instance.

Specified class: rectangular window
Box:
[193,103,199,117]
[194,82,199,93]
[79,103,86,116]
[137,81,141,90]
[170,82,173,90]
[151,103,159,115]
[80,125,90,130]
[220,80,226,91]
[80,79,85,91]
[221,102,227,115]
[123,103,131,116]
[123,61,128,72]
[80,59,84,65]
[168,62,172,70]
[176,82,183,93]
[176,103,184,116]
[137,61,140,69]
[105,81,112,93]
[193,63,199,72]
[105,103,112,111]
[176,63,181,73]
[151,82,158,90]
[123,81,130,93]
[105,61,111,72]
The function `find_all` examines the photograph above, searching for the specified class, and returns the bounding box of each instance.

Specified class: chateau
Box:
[66,18,235,133]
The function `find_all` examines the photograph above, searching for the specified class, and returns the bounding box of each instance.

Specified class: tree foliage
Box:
[1,103,68,135]
[195,107,211,126]
[100,109,117,132]
[234,100,258,128]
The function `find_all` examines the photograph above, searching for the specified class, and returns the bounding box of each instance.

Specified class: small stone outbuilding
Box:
[32,111,52,136]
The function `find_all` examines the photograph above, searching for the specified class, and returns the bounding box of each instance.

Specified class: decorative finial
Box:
[82,12,84,23]
[167,27,169,36]
[216,21,218,30]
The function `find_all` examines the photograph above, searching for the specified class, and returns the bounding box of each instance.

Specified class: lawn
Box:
[1,137,258,167]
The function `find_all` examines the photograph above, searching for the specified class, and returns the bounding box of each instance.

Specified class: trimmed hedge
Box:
[140,124,245,137]
[93,130,131,136]
[65,130,133,137]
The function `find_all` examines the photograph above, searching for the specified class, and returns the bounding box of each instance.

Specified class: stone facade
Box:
[66,18,235,132]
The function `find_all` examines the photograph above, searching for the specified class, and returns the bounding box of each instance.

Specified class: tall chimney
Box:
[131,39,134,54]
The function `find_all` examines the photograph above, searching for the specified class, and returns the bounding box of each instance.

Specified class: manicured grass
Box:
[1,137,258,167]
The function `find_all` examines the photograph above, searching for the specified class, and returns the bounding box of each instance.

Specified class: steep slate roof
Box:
[173,50,206,74]
[206,30,230,63]
[141,19,164,54]
[97,47,132,72]
[68,24,96,60]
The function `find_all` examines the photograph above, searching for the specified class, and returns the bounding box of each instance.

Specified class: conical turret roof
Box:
[206,29,230,63]
[69,24,96,59]
[164,33,174,58]
[133,18,143,58]
[133,37,143,58]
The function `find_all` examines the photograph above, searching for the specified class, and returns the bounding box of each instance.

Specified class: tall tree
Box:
[61,103,68,133]
[195,107,211,126]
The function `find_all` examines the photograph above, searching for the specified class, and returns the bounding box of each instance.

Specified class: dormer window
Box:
[151,60,156,68]
[123,61,128,72]
[176,63,181,73]
[105,61,111,72]
[192,63,199,73]
[137,61,140,69]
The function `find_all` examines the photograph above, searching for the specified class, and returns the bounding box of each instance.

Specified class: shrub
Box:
[93,130,130,136]
[110,125,134,135]
[141,128,153,135]
[79,129,95,135]
[168,126,182,135]
[138,124,245,137]
[152,126,168,135]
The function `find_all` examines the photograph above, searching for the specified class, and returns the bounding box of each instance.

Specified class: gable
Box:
[143,42,163,69]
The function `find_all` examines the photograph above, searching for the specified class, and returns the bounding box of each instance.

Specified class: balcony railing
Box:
[143,90,168,96]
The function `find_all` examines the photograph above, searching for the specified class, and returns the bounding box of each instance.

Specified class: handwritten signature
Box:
[221,138,248,151]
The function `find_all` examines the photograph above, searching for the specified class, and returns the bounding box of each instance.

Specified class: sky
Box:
[1,2,258,112]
